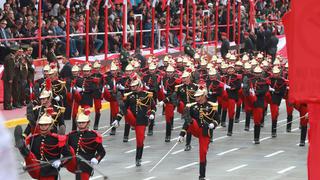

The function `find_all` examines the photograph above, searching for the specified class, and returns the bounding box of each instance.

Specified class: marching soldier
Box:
[66,109,106,179]
[224,65,242,136]
[113,74,156,166]
[91,61,104,130]
[293,103,308,146]
[103,61,122,135]
[175,69,198,151]
[159,65,181,142]
[283,62,294,132]
[14,113,72,180]
[249,66,269,144]
[234,60,244,123]
[269,66,287,137]
[33,64,51,99]
[24,87,66,136]
[242,62,255,131]
[178,82,220,180]
[142,62,160,136]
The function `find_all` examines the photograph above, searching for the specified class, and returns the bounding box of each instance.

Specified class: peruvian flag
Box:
[283,1,320,180]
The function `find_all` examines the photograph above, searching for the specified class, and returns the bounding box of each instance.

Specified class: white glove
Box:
[224,84,231,90]
[32,65,35,69]
[112,120,120,128]
[208,91,213,95]
[75,87,83,92]
[117,84,125,90]
[177,136,184,143]
[106,85,110,90]
[101,87,105,94]
[52,160,61,169]
[159,85,162,89]
[145,85,150,90]
[90,158,99,165]
[269,86,275,92]
[241,83,244,88]
[209,123,215,129]
[249,88,255,96]
[287,86,290,90]
[54,96,60,101]
[158,101,164,106]
[163,89,167,94]
[149,114,155,120]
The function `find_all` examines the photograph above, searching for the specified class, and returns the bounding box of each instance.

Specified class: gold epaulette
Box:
[186,102,197,108]
[144,91,153,97]
[33,105,42,110]
[54,105,66,113]
[175,84,184,91]
[208,101,218,110]
[124,92,133,97]
[58,80,66,85]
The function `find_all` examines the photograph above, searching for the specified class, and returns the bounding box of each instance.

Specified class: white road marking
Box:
[125,146,151,154]
[277,166,296,174]
[128,138,136,142]
[278,119,287,123]
[173,125,182,130]
[260,137,271,142]
[226,164,248,172]
[239,119,245,123]
[171,149,185,155]
[249,128,254,131]
[217,148,240,156]
[176,162,199,170]
[171,137,179,141]
[143,177,156,180]
[174,118,181,121]
[291,128,299,132]
[264,150,284,158]
[90,175,103,180]
[125,161,151,169]
[212,136,228,142]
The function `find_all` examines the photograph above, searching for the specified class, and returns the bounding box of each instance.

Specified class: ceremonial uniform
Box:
[242,68,255,131]
[116,83,156,166]
[103,69,122,135]
[91,66,104,130]
[2,52,16,110]
[269,67,287,137]
[249,66,269,144]
[179,101,220,180]
[67,130,106,179]
[161,66,181,142]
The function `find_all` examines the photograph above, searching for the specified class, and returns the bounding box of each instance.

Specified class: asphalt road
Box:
[13,100,307,180]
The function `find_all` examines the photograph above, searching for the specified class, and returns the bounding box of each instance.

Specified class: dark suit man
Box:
[2,46,18,110]
[220,32,230,59]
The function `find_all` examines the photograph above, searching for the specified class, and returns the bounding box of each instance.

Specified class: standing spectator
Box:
[0,19,11,47]
[243,31,255,55]
[256,25,265,52]
[220,32,230,59]
[267,31,279,64]
[2,46,18,110]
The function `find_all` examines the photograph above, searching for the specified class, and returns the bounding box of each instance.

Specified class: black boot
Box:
[110,116,116,135]
[199,161,206,180]
[272,121,277,138]
[93,112,101,130]
[72,117,77,131]
[165,122,172,142]
[14,125,29,157]
[162,104,165,115]
[244,112,250,131]
[286,115,293,132]
[235,106,241,123]
[185,133,192,151]
[218,104,222,116]
[261,111,265,128]
[254,125,261,144]
[299,126,307,146]
[227,119,234,136]
[171,118,174,130]
[209,129,213,142]
[123,123,130,142]
[242,102,245,112]
[135,147,142,166]
[147,119,154,136]
[221,110,227,127]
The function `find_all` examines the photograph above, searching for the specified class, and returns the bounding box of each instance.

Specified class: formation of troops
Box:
[12,42,309,180]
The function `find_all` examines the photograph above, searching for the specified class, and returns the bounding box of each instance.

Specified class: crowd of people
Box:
[2,0,305,180]
[0,0,289,60]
